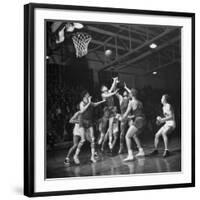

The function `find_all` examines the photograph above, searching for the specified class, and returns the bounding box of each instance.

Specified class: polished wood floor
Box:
[46,137,181,179]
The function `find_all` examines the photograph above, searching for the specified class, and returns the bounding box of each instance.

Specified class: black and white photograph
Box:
[46,21,182,178]
[24,3,195,196]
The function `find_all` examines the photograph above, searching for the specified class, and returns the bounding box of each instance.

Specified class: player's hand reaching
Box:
[88,96,92,103]
[113,77,119,83]
[114,88,120,94]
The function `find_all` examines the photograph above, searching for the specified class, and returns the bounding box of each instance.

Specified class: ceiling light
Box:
[150,43,157,49]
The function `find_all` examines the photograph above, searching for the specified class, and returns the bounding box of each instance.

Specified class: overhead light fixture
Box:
[150,43,157,49]
[152,71,157,75]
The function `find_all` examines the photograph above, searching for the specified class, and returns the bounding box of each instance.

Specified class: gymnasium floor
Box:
[46,136,181,179]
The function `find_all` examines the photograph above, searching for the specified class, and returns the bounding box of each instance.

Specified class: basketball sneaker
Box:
[123,150,135,162]
[135,148,145,157]
[163,150,170,158]
[90,156,97,163]
[150,149,159,156]
[64,157,70,166]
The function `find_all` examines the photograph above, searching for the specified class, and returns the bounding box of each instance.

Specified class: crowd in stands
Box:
[47,83,84,149]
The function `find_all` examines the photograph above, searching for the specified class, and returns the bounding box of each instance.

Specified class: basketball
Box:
[105,49,112,57]
[156,116,162,126]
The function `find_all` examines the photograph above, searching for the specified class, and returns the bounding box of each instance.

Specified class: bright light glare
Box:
[150,43,157,49]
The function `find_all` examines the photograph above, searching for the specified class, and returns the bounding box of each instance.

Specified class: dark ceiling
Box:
[47,21,181,75]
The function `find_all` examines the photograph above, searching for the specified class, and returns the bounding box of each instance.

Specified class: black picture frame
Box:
[24,3,195,197]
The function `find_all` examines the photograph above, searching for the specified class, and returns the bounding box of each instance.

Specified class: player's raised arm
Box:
[93,99,106,107]
[69,111,80,124]
[124,82,131,94]
[109,77,119,93]
[101,89,119,99]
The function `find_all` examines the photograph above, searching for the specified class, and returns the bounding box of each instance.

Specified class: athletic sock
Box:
[74,148,80,157]
[128,150,134,157]
[139,148,144,152]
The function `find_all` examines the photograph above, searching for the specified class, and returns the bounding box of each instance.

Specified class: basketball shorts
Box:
[105,106,116,118]
[73,125,85,141]
[79,119,93,129]
[129,116,146,130]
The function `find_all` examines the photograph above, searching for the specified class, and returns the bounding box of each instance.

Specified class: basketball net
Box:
[72,32,92,58]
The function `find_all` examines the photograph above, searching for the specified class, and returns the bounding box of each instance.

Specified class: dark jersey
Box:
[120,98,129,114]
[105,96,114,107]
[79,102,95,128]
[129,100,145,130]
[132,100,144,118]
[80,102,94,120]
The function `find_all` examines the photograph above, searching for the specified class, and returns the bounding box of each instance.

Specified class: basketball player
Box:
[98,107,110,145]
[151,94,176,157]
[101,77,119,150]
[64,100,91,166]
[116,82,131,154]
[101,107,120,153]
[122,88,146,161]
[74,90,105,163]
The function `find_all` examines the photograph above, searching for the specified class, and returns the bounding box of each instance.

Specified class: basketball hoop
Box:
[72,32,92,58]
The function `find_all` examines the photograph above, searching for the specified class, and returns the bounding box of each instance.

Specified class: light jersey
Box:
[162,103,176,128]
